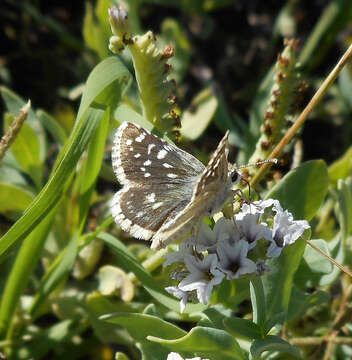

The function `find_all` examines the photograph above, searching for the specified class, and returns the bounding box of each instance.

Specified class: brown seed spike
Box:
[161,45,174,60]
[263,122,273,136]
[265,111,275,120]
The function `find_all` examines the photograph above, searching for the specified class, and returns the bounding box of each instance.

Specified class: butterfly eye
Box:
[231,170,240,184]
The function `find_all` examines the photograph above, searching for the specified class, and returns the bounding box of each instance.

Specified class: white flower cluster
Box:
[165,199,310,312]
[167,352,209,360]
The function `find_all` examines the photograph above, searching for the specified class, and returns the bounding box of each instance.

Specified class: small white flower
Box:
[167,352,209,360]
[238,199,279,217]
[234,212,272,249]
[165,286,189,313]
[217,239,257,280]
[179,254,224,305]
[164,222,217,267]
[267,207,310,258]
[213,217,239,245]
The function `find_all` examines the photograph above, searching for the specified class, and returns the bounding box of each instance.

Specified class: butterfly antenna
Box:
[236,158,278,170]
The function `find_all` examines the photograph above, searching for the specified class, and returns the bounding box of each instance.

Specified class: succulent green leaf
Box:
[328,146,352,185]
[251,335,302,359]
[102,312,186,340]
[148,326,246,360]
[266,160,329,220]
[223,317,262,340]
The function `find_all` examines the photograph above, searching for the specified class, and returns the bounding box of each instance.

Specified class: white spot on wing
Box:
[152,202,163,210]
[148,144,155,154]
[163,163,173,168]
[140,167,146,171]
[134,153,141,158]
[135,133,146,142]
[167,173,178,178]
[126,139,132,145]
[144,172,151,177]
[157,149,167,159]
[146,193,156,203]
[144,160,152,166]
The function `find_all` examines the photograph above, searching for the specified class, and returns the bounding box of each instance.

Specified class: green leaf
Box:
[260,162,327,331]
[76,56,132,124]
[98,232,206,314]
[335,178,352,241]
[250,277,266,331]
[302,239,333,274]
[328,146,352,185]
[339,66,352,109]
[287,287,330,321]
[0,204,58,337]
[83,0,111,59]
[181,88,218,140]
[223,317,262,340]
[148,326,246,360]
[266,160,329,220]
[36,110,68,146]
[0,107,104,258]
[29,233,79,317]
[251,335,301,359]
[114,104,152,130]
[0,182,34,220]
[102,312,186,340]
[86,292,144,345]
[5,114,43,188]
[78,108,110,231]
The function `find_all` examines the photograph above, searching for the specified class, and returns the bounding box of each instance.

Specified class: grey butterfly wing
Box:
[150,131,231,249]
[111,122,205,240]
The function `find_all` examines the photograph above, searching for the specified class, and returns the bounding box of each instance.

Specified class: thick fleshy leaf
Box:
[102,312,186,340]
[302,239,333,274]
[335,178,352,241]
[287,287,330,321]
[259,161,328,331]
[223,317,262,340]
[251,335,301,359]
[86,292,144,345]
[148,326,246,360]
[98,232,206,314]
[328,147,352,185]
[267,160,329,220]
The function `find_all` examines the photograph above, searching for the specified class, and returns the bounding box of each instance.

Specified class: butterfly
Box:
[110,122,242,249]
